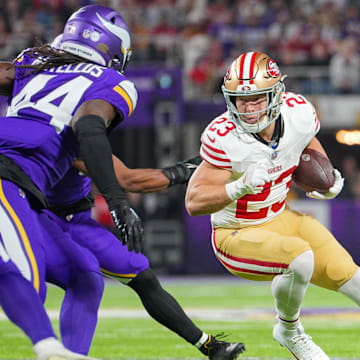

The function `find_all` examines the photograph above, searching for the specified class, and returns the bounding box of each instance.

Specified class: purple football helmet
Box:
[61,5,131,73]
[50,34,63,50]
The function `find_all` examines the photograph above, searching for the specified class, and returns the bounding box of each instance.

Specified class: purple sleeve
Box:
[83,69,138,122]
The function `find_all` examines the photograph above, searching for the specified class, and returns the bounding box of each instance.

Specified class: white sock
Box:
[33,337,63,356]
[271,250,314,321]
[338,268,360,305]
[194,332,209,348]
[278,317,301,331]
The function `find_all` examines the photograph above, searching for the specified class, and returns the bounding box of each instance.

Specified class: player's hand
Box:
[162,155,202,186]
[306,169,344,200]
[109,201,144,253]
[225,163,270,201]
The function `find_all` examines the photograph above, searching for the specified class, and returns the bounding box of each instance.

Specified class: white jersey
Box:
[200,92,320,228]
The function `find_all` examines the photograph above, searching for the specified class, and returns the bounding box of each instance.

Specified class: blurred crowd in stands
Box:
[1,0,360,98]
[0,0,360,202]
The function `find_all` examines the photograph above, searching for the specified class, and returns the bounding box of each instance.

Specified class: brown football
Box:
[292,148,335,193]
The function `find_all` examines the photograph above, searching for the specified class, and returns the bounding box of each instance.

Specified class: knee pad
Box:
[287,250,314,284]
[325,258,358,288]
[127,268,160,293]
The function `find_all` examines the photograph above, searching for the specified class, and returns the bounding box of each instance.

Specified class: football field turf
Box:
[1,276,360,359]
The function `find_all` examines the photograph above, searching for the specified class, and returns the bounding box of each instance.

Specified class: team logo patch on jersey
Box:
[266,59,280,78]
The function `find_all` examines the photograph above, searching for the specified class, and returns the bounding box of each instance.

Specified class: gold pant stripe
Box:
[101,268,137,279]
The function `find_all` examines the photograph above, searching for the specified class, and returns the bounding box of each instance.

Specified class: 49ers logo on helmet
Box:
[266,59,280,78]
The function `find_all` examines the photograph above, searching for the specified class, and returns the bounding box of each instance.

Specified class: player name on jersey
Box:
[48,63,104,77]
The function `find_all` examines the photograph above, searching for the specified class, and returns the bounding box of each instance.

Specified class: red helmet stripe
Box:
[249,51,258,84]
[238,54,246,85]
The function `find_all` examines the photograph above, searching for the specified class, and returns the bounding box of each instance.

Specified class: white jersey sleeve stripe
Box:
[201,141,229,158]
[201,134,227,154]
[200,154,232,169]
[200,146,232,169]
[200,144,231,163]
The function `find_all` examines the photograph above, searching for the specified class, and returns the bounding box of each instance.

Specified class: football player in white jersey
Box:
[185,51,360,360]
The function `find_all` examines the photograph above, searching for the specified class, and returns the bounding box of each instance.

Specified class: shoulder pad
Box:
[281,92,320,136]
[200,113,233,169]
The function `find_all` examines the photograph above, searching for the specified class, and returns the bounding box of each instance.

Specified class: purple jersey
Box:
[0,53,138,194]
[46,168,91,207]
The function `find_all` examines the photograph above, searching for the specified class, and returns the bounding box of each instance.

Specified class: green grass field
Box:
[1,276,360,359]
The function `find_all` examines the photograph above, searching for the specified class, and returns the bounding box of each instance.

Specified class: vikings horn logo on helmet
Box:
[60,5,132,73]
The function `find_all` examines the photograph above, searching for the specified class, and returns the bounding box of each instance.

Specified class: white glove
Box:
[225,163,270,201]
[306,169,344,200]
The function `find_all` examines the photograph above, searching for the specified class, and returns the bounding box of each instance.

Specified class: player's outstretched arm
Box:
[0,62,15,96]
[74,155,202,193]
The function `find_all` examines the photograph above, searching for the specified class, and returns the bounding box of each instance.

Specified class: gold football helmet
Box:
[222,51,286,133]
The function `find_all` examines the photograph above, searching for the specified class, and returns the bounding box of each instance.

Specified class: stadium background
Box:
[0,0,360,277]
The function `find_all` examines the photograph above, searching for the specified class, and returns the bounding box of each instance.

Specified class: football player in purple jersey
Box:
[0,4,244,360]
[0,4,138,360]
[38,31,244,360]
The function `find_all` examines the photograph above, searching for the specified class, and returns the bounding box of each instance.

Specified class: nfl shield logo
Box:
[271,151,278,159]
[82,29,91,39]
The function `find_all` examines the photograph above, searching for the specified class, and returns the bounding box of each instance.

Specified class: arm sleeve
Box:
[74,114,126,207]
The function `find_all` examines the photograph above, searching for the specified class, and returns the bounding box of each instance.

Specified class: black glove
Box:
[109,200,144,253]
[161,155,202,187]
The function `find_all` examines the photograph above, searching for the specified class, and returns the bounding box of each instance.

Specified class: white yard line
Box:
[0,307,360,321]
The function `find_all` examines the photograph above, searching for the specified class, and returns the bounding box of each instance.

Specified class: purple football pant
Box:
[39,209,104,355]
[58,209,150,283]
[41,208,149,354]
[0,179,56,344]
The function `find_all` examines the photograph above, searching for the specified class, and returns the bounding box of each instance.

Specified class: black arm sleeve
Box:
[74,115,125,207]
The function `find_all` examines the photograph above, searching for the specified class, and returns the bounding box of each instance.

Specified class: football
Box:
[292,148,335,193]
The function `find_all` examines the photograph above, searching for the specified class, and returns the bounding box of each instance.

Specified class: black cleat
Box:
[199,333,246,360]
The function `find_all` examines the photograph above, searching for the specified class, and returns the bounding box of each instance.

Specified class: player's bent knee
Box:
[127,268,161,293]
[287,250,314,284]
[76,271,105,300]
[325,258,358,290]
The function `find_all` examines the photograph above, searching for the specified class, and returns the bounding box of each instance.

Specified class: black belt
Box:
[49,193,95,217]
[0,153,48,209]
